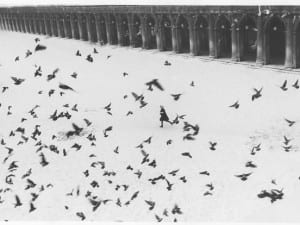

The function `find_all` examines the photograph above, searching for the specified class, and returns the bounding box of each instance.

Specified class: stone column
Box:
[284,15,293,68]
[49,15,55,36]
[256,15,264,65]
[231,19,240,61]
[44,14,49,36]
[208,14,216,58]
[104,14,111,44]
[33,15,39,34]
[141,15,147,49]
[55,15,60,37]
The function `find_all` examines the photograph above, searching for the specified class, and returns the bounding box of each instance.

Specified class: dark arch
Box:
[58,15,65,37]
[145,15,157,49]
[239,15,257,61]
[72,14,80,39]
[30,19,35,33]
[120,15,130,46]
[64,15,72,38]
[39,15,46,35]
[98,15,107,44]
[109,14,118,45]
[52,16,58,37]
[36,18,41,34]
[265,16,285,65]
[215,15,232,58]
[21,17,26,32]
[45,16,52,36]
[133,14,142,47]
[80,14,88,41]
[194,15,209,55]
[161,15,172,51]
[176,15,190,53]
[295,21,300,68]
[25,16,30,33]
[89,14,97,42]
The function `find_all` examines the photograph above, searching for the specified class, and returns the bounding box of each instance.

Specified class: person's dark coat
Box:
[160,107,169,122]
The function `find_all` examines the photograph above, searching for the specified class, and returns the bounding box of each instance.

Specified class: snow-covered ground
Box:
[1,30,300,222]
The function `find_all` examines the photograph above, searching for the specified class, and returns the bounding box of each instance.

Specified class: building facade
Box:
[0,5,299,68]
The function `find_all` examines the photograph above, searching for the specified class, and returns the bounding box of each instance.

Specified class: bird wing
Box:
[153,79,164,91]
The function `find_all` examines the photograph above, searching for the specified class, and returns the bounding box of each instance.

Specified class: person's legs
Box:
[160,121,163,128]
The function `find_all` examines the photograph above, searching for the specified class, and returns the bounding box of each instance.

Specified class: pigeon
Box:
[235,172,252,181]
[47,68,59,81]
[190,81,195,87]
[171,93,182,101]
[76,50,81,56]
[164,60,171,66]
[104,102,111,111]
[126,111,133,116]
[166,139,172,145]
[11,76,25,85]
[280,80,288,91]
[34,37,40,42]
[59,83,75,92]
[292,80,299,89]
[171,204,182,215]
[14,195,22,207]
[131,92,144,101]
[144,136,152,144]
[123,72,128,77]
[107,55,111,59]
[145,200,155,210]
[155,214,163,222]
[283,145,292,152]
[181,152,192,158]
[251,87,263,101]
[285,118,296,127]
[2,86,8,93]
[76,212,86,220]
[15,56,19,61]
[93,48,98,54]
[29,202,36,212]
[199,171,210,176]
[83,118,92,126]
[71,72,78,78]
[283,136,292,145]
[145,79,164,91]
[245,161,257,168]
[229,101,239,109]
[209,142,217,151]
[35,44,47,52]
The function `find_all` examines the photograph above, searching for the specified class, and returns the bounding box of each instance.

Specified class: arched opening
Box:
[45,17,51,36]
[89,14,97,42]
[52,17,58,37]
[64,15,72,38]
[161,15,172,51]
[25,17,30,33]
[80,15,88,41]
[195,15,209,55]
[58,16,65,38]
[39,16,46,35]
[266,16,285,65]
[239,16,257,61]
[72,15,80,39]
[216,16,232,58]
[98,15,107,44]
[30,19,35,33]
[120,15,130,46]
[21,18,26,32]
[177,15,190,53]
[295,22,300,68]
[109,14,118,45]
[145,15,157,49]
[133,15,142,47]
[36,19,41,34]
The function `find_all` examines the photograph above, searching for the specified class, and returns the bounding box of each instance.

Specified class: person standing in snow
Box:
[160,106,172,128]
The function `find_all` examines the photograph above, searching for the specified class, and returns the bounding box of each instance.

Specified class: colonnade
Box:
[0,6,300,68]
